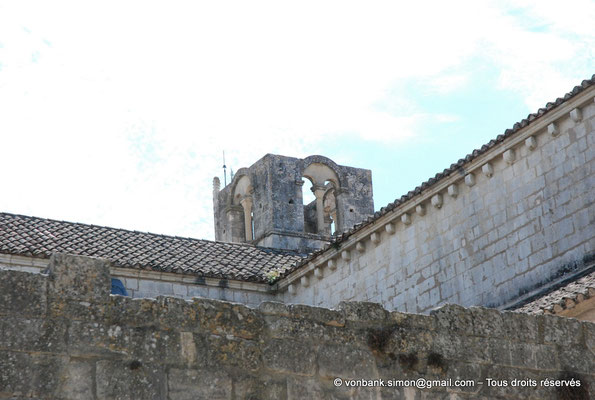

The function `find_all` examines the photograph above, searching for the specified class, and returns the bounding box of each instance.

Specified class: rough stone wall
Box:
[284,96,595,313]
[1,253,593,399]
[213,154,374,252]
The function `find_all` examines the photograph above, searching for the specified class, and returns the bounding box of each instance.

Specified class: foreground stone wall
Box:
[283,91,595,313]
[0,254,593,399]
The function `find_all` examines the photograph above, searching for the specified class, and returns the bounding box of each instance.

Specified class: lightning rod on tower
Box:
[223,151,227,186]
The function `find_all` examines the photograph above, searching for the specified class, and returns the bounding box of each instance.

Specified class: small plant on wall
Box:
[265,269,281,284]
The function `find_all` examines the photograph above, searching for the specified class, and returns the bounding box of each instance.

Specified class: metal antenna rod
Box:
[223,151,227,186]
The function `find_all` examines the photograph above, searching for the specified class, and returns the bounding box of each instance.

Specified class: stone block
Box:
[191,297,264,339]
[0,316,67,353]
[356,241,366,252]
[0,352,65,397]
[263,338,316,375]
[416,203,426,216]
[96,360,165,400]
[286,377,328,400]
[313,268,324,281]
[0,269,47,317]
[431,194,443,209]
[206,335,261,371]
[482,162,494,178]
[58,360,94,400]
[465,173,476,187]
[317,344,376,379]
[385,223,395,234]
[541,315,584,347]
[584,321,595,354]
[289,304,346,327]
[162,331,208,367]
[448,184,459,198]
[390,311,435,331]
[468,307,505,337]
[168,369,232,400]
[430,304,473,334]
[328,258,337,270]
[370,232,381,244]
[339,301,388,322]
[258,301,290,316]
[46,253,111,319]
[46,253,111,304]
[503,149,516,164]
[557,345,594,374]
[525,135,537,150]
[301,275,310,288]
[265,314,353,343]
[548,122,559,136]
[233,375,287,400]
[570,107,582,122]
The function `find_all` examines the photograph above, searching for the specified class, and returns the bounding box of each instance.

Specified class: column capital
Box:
[311,185,327,197]
[240,196,253,209]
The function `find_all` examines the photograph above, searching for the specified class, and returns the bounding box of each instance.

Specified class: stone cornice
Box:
[278,86,595,292]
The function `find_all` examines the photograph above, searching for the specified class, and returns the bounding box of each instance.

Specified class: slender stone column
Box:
[240,196,253,241]
[312,185,327,235]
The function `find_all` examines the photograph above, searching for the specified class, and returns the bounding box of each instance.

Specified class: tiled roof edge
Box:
[0,211,303,257]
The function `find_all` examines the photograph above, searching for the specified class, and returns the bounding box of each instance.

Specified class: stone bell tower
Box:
[212,154,374,253]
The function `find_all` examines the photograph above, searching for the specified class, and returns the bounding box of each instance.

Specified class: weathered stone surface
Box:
[47,253,111,304]
[58,360,94,400]
[192,297,265,339]
[205,334,261,372]
[339,301,388,323]
[168,369,231,400]
[0,269,46,317]
[289,303,345,326]
[0,316,67,353]
[0,254,593,399]
[46,253,111,319]
[0,352,65,397]
[233,375,287,400]
[96,360,166,400]
[214,154,374,252]
[263,339,316,375]
[318,344,377,379]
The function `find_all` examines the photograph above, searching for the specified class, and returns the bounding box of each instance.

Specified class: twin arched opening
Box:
[302,162,341,236]
[231,175,254,242]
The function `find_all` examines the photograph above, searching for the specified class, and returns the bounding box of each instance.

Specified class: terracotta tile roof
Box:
[514,270,595,315]
[284,74,595,276]
[0,212,304,283]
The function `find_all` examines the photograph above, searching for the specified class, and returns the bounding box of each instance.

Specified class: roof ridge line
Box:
[0,211,303,255]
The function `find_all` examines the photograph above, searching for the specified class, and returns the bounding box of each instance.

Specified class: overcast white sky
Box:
[1,0,593,239]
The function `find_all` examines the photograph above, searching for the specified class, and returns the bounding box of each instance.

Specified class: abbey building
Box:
[1,76,594,321]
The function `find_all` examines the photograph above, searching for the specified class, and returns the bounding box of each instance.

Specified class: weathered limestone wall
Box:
[1,253,593,399]
[283,92,595,313]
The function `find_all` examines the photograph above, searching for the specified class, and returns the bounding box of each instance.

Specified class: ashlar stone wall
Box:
[282,91,595,313]
[0,253,593,399]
